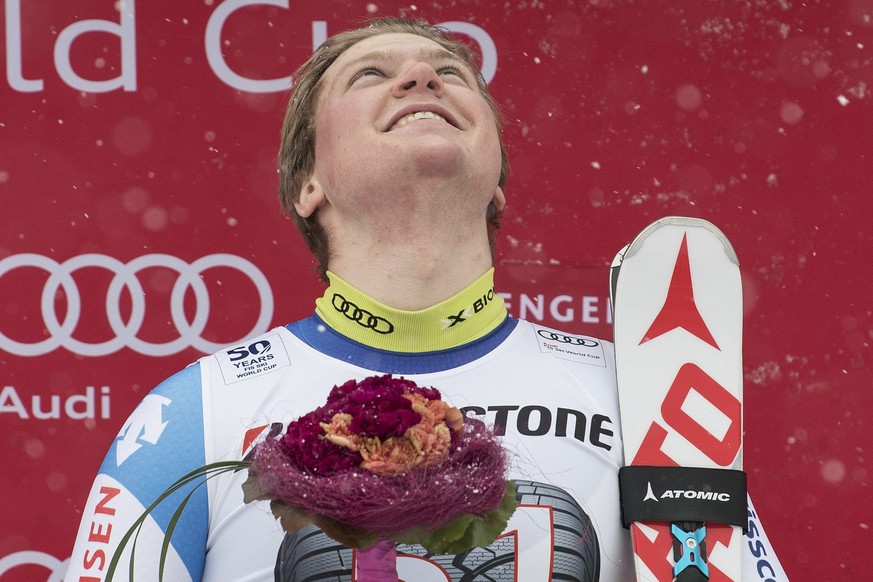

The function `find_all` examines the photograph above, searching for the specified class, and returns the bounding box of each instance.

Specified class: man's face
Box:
[305,32,503,216]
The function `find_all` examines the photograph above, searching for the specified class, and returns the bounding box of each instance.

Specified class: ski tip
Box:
[622,216,739,266]
[611,243,630,271]
[609,243,630,309]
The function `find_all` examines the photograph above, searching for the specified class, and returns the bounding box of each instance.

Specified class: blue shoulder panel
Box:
[100,362,208,580]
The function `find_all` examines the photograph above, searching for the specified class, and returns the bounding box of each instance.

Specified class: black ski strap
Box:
[619,465,748,532]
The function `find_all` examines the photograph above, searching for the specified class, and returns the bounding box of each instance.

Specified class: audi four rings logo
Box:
[331,293,394,334]
[0,253,274,357]
[537,329,600,347]
[0,550,68,579]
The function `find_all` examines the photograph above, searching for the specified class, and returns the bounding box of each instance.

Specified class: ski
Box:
[611,217,746,581]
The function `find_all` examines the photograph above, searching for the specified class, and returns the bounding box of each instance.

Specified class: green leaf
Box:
[268,499,314,536]
[160,484,201,580]
[315,514,380,549]
[106,460,249,581]
[392,481,518,555]
[241,467,271,503]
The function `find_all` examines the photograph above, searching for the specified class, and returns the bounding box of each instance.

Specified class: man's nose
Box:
[393,62,444,97]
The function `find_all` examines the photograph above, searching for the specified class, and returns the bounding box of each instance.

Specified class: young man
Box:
[66,18,788,581]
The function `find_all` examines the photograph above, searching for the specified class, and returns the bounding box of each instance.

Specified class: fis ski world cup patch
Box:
[534,325,606,367]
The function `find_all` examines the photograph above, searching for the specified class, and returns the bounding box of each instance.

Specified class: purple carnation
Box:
[332,375,425,439]
[326,378,360,406]
[373,375,442,401]
[278,409,362,476]
[276,375,447,475]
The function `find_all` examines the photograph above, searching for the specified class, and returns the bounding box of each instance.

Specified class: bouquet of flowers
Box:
[107,375,516,581]
[243,374,516,553]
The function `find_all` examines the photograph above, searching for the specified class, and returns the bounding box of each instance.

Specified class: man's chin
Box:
[401,139,470,176]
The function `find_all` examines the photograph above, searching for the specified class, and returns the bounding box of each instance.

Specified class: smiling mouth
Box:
[389,111,448,131]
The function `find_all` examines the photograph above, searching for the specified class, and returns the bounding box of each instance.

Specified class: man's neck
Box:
[325,214,494,310]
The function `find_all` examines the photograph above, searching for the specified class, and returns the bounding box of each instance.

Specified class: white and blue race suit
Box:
[66,270,788,581]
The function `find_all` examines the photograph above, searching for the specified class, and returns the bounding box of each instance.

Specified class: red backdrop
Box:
[2,1,871,579]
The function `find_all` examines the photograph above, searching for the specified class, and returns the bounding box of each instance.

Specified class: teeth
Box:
[394,111,445,129]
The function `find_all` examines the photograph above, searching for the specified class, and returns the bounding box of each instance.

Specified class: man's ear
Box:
[294,178,326,218]
[491,186,506,212]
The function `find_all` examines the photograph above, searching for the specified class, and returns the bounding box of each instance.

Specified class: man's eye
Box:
[437,64,465,77]
[352,68,386,82]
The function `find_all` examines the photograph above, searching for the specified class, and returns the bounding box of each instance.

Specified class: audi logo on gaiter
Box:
[331,293,394,334]
[0,253,274,357]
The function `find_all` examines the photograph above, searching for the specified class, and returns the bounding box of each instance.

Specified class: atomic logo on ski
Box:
[639,233,720,350]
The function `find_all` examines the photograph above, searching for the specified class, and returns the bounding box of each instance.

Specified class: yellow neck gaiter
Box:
[315,269,507,353]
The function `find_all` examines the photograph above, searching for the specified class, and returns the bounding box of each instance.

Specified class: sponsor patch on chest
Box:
[215,333,291,384]
[534,325,606,367]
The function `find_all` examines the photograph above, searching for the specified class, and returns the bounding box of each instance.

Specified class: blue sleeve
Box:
[68,363,209,581]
